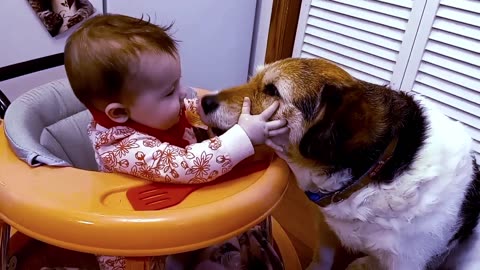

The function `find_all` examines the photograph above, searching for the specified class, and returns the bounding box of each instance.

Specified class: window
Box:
[293,0,480,162]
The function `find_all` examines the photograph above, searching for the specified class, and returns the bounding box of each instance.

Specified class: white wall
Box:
[106,0,256,91]
[0,0,103,100]
[1,0,271,101]
[0,67,67,101]
[0,0,102,67]
[249,0,273,76]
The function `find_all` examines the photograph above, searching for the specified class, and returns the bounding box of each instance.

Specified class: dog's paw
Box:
[346,256,373,270]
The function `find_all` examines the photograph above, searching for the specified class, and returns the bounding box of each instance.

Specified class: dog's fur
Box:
[199,58,480,270]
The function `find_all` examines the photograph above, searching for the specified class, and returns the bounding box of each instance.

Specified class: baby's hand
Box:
[238,97,287,145]
[266,126,290,153]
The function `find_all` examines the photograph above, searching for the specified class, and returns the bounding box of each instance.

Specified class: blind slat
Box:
[436,4,480,28]
[432,17,480,41]
[425,40,480,68]
[309,7,405,41]
[332,0,411,19]
[414,83,480,120]
[418,63,480,96]
[440,0,480,15]
[429,29,480,54]
[307,17,402,51]
[304,27,398,62]
[303,35,395,72]
[302,43,393,81]
[311,0,408,30]
[422,51,480,82]
[301,51,389,85]
[377,0,413,9]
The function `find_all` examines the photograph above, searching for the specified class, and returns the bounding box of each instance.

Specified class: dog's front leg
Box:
[305,212,343,270]
[346,256,377,270]
[306,245,336,270]
[347,253,426,270]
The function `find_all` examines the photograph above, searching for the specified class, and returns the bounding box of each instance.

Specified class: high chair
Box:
[0,74,301,269]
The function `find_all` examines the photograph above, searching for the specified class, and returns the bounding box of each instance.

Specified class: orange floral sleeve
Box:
[87,122,254,184]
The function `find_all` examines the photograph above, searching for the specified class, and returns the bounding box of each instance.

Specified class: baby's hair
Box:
[65,14,178,108]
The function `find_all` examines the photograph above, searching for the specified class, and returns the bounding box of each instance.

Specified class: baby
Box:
[64,14,287,270]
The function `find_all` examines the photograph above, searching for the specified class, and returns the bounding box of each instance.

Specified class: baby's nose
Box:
[201,95,219,114]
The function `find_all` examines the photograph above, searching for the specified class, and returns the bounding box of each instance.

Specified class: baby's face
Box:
[125,53,186,130]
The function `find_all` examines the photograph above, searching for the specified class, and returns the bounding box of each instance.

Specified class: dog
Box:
[198,57,480,270]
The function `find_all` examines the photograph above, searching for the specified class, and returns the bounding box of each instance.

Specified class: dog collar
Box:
[306,136,399,207]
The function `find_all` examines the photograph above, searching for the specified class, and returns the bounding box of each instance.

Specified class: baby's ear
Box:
[105,103,129,123]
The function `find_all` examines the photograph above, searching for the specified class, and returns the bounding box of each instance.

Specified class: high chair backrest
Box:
[3,78,98,171]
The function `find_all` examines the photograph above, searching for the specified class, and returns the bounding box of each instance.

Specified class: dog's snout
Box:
[201,95,219,114]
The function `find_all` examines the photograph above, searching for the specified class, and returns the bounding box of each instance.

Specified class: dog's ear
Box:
[299,84,348,163]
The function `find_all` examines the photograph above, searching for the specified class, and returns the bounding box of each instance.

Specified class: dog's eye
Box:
[264,84,280,97]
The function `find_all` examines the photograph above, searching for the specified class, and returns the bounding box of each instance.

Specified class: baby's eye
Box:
[166,86,176,96]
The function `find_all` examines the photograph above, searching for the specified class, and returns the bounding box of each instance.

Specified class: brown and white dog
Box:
[198,58,480,270]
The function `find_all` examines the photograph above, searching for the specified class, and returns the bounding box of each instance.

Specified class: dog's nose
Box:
[201,95,219,114]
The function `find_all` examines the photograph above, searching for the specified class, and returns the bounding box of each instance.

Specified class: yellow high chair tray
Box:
[0,55,302,269]
[0,121,291,256]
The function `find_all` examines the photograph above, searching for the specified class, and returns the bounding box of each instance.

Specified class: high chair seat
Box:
[0,79,291,257]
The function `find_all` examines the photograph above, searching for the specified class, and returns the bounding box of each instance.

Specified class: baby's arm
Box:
[94,124,254,184]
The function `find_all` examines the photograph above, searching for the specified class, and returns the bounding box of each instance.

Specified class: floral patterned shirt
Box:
[87,98,254,184]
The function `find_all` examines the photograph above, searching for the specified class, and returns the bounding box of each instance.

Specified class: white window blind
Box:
[401,0,480,162]
[293,0,426,89]
[293,0,480,163]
